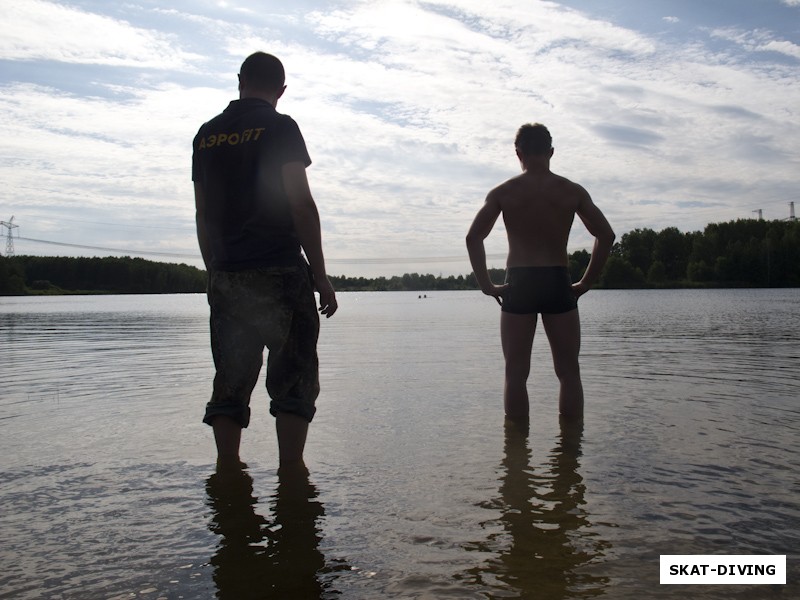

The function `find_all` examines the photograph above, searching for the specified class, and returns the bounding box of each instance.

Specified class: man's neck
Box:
[239,91,278,107]
[521,159,550,174]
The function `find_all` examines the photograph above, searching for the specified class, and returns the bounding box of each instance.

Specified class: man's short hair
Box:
[515,123,552,156]
[239,52,285,92]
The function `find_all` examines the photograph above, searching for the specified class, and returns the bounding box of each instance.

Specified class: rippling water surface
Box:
[1,290,798,599]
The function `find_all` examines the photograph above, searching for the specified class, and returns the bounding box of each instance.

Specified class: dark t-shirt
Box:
[192,98,312,270]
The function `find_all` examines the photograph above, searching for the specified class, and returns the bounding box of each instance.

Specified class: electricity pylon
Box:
[1,216,19,256]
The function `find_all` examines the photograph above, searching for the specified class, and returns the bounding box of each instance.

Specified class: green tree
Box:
[615,228,657,275]
[568,249,590,282]
[3,255,206,295]
[687,260,713,283]
[652,227,690,282]
[600,256,645,288]
[647,261,667,284]
[0,256,25,294]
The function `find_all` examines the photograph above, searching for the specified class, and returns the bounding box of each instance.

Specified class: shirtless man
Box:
[466,123,615,420]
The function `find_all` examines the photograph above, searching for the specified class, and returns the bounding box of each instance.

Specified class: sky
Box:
[0,0,798,277]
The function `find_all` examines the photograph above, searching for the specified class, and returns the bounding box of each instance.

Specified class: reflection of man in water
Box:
[206,465,344,599]
[466,124,615,419]
[463,420,610,597]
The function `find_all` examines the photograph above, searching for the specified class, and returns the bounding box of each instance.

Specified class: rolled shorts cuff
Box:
[269,398,317,423]
[203,404,251,429]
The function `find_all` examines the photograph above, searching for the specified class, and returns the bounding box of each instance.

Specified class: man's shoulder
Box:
[198,100,294,128]
[547,172,590,197]
[193,104,303,148]
[492,171,582,193]
[490,172,526,194]
[543,170,576,185]
[196,108,223,131]
[487,171,590,211]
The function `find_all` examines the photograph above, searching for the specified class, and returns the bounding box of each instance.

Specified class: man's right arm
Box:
[194,182,212,272]
[573,185,615,296]
[466,189,508,302]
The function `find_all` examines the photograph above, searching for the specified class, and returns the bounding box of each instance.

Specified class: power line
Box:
[28,216,195,231]
[325,254,504,264]
[6,211,197,231]
[14,235,501,265]
[17,236,200,259]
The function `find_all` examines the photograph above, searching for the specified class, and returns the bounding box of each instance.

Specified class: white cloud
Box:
[0,80,225,253]
[0,0,197,68]
[1,0,799,274]
[710,27,800,60]
[276,2,798,263]
[759,39,800,59]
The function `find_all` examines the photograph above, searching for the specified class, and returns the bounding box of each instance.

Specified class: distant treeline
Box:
[329,261,590,291]
[1,218,797,295]
[0,255,206,295]
[331,219,800,290]
[604,218,800,288]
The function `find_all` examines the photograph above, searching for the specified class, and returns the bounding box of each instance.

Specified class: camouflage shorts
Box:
[204,263,320,428]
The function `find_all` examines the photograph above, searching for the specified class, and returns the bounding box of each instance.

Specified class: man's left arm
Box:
[573,185,615,296]
[282,161,337,318]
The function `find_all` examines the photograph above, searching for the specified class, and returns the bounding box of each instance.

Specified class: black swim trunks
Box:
[501,266,578,315]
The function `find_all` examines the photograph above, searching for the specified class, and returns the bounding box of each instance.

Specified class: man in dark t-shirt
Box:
[192,52,337,469]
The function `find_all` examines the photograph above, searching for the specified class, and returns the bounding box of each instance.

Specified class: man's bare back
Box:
[490,170,586,268]
[468,164,612,299]
[466,123,614,420]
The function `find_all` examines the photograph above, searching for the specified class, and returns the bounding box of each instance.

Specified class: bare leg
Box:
[212,415,243,470]
[542,309,583,418]
[276,412,309,466]
[500,311,537,419]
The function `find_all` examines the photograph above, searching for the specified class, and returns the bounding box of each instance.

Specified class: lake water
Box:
[0,289,797,599]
